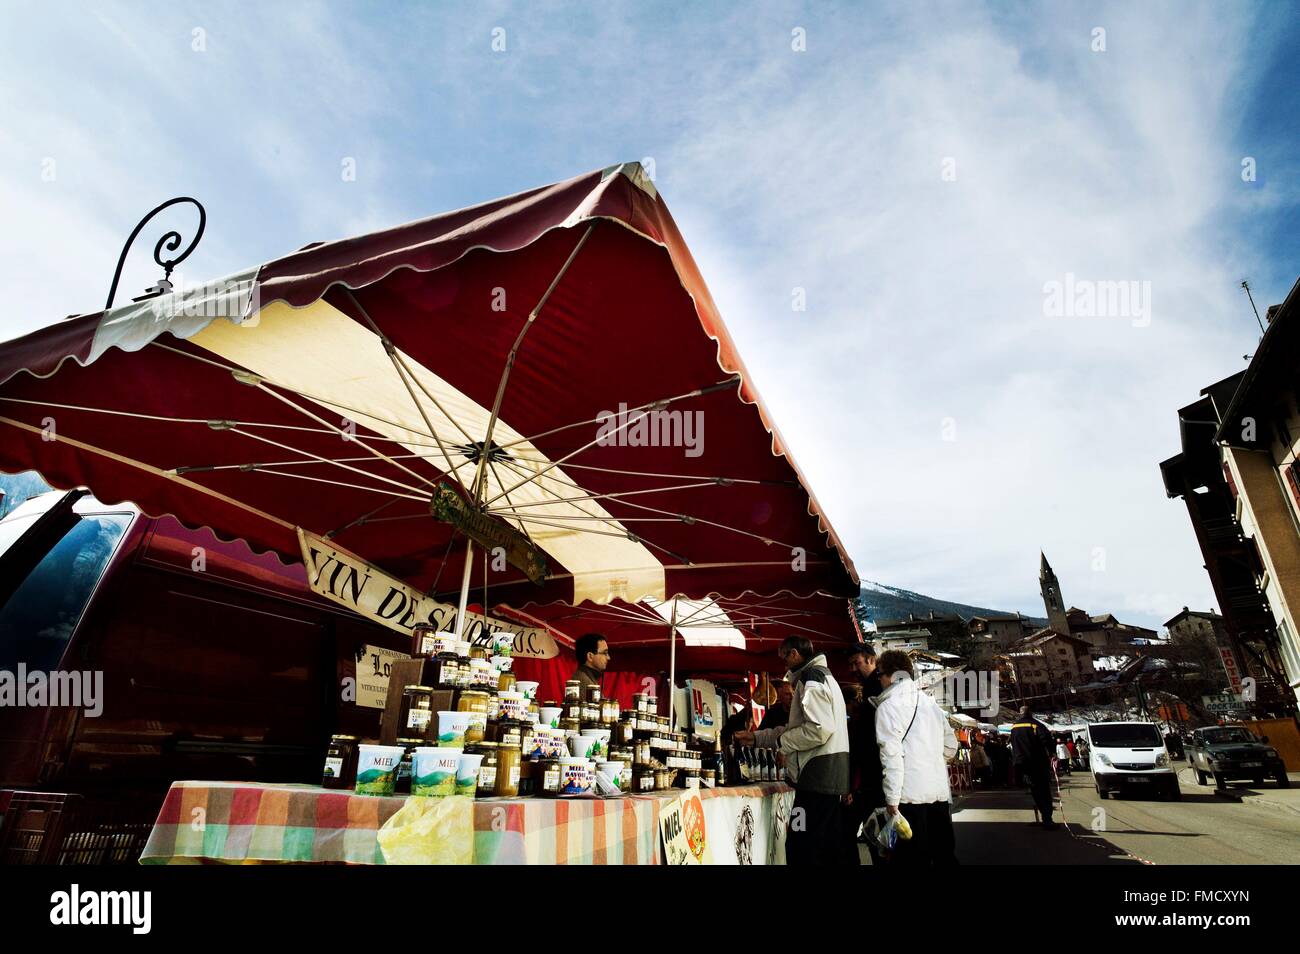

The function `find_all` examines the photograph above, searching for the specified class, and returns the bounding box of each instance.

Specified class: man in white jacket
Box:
[872,650,958,865]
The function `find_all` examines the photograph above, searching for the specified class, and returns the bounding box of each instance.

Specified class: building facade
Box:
[1161,277,1300,712]
[999,629,1094,705]
[968,613,1034,647]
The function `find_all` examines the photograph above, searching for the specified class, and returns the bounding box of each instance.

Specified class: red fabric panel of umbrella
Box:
[0,163,859,666]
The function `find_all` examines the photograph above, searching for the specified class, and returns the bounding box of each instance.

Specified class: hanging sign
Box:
[297,528,557,658]
[429,483,548,585]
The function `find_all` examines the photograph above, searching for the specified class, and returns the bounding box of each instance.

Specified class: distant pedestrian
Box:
[970,736,991,786]
[1011,706,1059,830]
[985,735,1011,787]
[873,650,958,866]
[1065,737,1077,769]
[1055,737,1071,775]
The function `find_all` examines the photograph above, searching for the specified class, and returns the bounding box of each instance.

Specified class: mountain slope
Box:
[857,580,1046,629]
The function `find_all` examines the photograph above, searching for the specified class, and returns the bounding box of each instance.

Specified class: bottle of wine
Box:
[764,748,775,782]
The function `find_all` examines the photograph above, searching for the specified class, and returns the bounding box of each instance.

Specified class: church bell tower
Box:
[1040,552,1069,634]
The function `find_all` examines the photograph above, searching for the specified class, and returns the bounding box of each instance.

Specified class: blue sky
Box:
[1,1,1297,628]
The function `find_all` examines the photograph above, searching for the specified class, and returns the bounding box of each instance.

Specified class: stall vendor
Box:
[572,632,610,690]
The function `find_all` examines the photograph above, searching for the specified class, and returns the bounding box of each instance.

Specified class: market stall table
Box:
[139,779,793,865]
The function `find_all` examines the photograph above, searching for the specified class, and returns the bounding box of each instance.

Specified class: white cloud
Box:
[0,1,1289,630]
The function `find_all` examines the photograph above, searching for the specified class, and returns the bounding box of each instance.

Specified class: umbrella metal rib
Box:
[489,455,623,529]
[587,493,800,551]
[485,452,804,563]
[323,497,400,539]
[498,512,691,565]
[223,426,429,497]
[482,378,739,507]
[0,396,330,435]
[338,287,471,485]
[507,458,777,486]
[483,479,724,512]
[493,375,740,453]
[149,342,473,462]
[472,222,596,502]
[173,452,472,472]
[251,381,444,495]
[229,466,427,501]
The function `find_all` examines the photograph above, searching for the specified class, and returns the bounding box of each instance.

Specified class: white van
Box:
[1087,721,1181,800]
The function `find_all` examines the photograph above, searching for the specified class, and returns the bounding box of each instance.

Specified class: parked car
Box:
[0,489,410,863]
[1087,721,1180,800]
[1186,725,1289,790]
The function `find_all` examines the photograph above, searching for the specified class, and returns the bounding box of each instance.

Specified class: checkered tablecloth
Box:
[140,779,792,865]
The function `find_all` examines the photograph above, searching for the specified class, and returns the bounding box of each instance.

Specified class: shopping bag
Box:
[865,807,913,853]
[376,795,475,865]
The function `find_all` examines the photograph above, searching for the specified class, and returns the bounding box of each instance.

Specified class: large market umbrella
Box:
[0,162,857,647]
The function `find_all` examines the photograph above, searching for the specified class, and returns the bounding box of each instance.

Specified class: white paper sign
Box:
[357,643,410,710]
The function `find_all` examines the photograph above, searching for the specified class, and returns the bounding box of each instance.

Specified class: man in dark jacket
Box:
[759,681,793,730]
[845,643,885,860]
[571,632,609,691]
[1010,705,1058,829]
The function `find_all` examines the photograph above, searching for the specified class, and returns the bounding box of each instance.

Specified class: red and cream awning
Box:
[0,163,858,647]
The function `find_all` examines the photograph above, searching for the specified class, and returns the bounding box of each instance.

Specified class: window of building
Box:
[1286,459,1300,512]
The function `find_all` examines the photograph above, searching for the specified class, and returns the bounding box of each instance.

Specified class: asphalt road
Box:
[951,768,1300,864]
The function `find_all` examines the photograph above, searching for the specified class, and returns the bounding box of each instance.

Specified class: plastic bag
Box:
[376,795,474,865]
[865,807,913,853]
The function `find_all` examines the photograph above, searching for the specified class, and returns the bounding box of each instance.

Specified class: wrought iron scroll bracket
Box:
[105,197,206,310]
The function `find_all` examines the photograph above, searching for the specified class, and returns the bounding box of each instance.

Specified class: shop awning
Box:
[0,163,857,635]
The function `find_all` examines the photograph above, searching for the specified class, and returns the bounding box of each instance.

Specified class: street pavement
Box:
[951,766,1300,864]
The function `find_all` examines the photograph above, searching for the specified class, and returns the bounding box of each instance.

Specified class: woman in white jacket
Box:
[872,650,958,865]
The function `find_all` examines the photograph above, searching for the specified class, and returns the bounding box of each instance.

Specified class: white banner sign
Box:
[297,529,558,658]
[700,787,795,865]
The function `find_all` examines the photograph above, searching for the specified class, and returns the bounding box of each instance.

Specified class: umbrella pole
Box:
[453,540,474,639]
[668,599,678,732]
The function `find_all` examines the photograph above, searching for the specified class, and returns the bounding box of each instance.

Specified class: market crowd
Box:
[724,636,1070,866]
